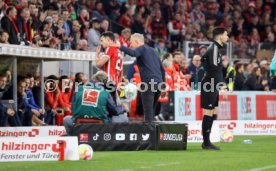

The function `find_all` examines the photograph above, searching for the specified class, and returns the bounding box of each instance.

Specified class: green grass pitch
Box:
[1,136,276,171]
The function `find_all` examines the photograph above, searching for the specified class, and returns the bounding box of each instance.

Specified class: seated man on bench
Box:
[64,71,128,135]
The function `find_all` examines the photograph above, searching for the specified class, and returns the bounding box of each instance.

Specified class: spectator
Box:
[150,9,167,40]
[155,58,175,121]
[162,53,173,62]
[17,78,33,126]
[61,9,72,37]
[190,2,205,26]
[161,0,174,23]
[167,12,185,51]
[88,17,101,51]
[71,72,87,101]
[99,18,109,33]
[71,20,82,49]
[58,75,72,117]
[63,71,128,135]
[260,60,271,80]
[243,67,269,91]
[222,56,235,91]
[74,72,87,86]
[249,28,260,46]
[92,1,105,19]
[188,55,205,90]
[234,63,245,91]
[0,0,7,21]
[172,51,183,73]
[0,73,7,99]
[17,8,33,45]
[118,7,133,29]
[199,45,207,57]
[154,38,167,59]
[243,2,256,26]
[1,6,19,44]
[118,28,131,47]
[76,39,89,51]
[4,69,12,87]
[131,13,145,34]
[0,99,21,126]
[22,76,48,126]
[78,8,89,39]
[243,14,261,36]
[45,75,60,114]
[109,3,121,21]
[0,30,9,43]
[261,32,276,51]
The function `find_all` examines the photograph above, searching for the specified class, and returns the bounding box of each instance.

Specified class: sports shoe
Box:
[202,143,220,150]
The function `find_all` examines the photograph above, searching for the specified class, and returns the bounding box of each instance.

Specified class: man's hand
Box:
[7,108,15,116]
[39,108,45,115]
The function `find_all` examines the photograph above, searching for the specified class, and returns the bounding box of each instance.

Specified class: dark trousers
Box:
[135,92,144,115]
[140,84,161,122]
[0,110,7,126]
[8,112,22,126]
[18,109,33,126]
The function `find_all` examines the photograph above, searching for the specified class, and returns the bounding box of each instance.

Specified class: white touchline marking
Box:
[249,165,276,171]
[139,162,181,170]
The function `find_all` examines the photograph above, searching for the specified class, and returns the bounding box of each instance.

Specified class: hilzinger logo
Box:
[0,129,39,137]
[1,140,67,153]
[160,133,183,141]
[228,122,237,130]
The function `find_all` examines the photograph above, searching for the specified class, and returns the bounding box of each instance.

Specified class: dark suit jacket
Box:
[1,16,20,44]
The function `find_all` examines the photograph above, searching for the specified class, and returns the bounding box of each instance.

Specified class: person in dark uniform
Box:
[200,27,229,150]
[117,33,165,122]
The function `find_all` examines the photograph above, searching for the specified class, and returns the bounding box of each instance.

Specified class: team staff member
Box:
[117,33,165,122]
[201,27,229,150]
[63,71,128,136]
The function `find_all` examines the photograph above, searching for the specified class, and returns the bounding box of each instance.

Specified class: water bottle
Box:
[243,139,252,144]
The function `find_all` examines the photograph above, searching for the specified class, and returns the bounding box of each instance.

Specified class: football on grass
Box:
[78,144,93,160]
[220,130,234,143]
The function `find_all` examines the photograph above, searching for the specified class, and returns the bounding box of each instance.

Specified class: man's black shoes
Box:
[202,143,220,150]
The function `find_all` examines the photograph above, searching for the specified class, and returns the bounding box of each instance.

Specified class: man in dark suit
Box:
[118,33,165,122]
[17,8,33,45]
[1,6,20,44]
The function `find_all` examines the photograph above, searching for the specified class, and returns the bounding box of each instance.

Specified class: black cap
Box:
[199,45,207,50]
[91,17,101,23]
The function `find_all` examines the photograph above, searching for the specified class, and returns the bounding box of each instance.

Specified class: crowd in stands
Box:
[0,0,275,52]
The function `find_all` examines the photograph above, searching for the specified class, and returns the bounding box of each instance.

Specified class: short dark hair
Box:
[47,75,58,80]
[0,73,7,78]
[6,6,16,16]
[213,27,227,39]
[235,63,243,71]
[162,53,172,62]
[61,8,69,14]
[75,72,84,83]
[17,75,26,84]
[25,74,34,79]
[101,31,115,42]
[59,75,69,82]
